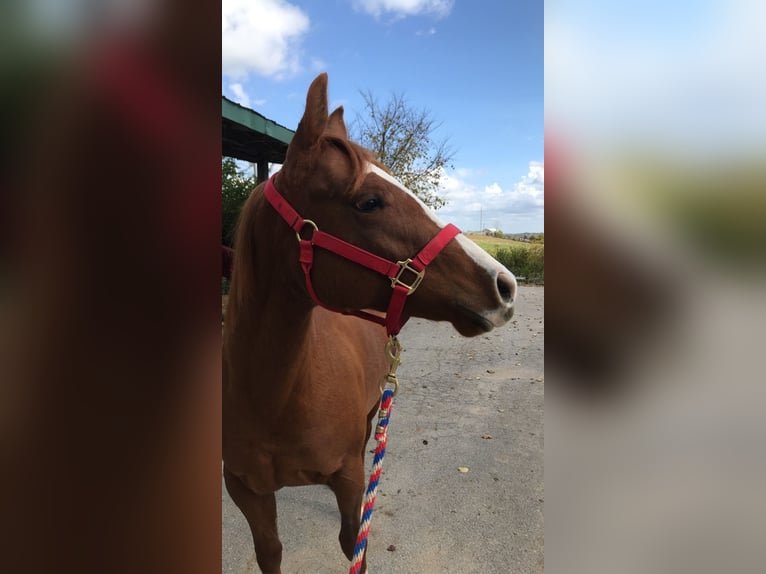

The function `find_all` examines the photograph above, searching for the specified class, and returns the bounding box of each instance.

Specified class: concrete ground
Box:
[223,285,543,573]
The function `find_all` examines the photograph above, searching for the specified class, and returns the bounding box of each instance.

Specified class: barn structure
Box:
[221,97,295,277]
[221,95,294,183]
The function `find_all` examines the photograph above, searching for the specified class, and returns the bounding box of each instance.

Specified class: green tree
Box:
[352,90,454,209]
[222,157,256,247]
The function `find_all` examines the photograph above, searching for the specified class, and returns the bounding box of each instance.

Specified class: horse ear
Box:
[326,106,348,139]
[291,73,329,150]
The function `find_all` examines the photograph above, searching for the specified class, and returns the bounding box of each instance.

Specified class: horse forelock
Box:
[323,135,375,198]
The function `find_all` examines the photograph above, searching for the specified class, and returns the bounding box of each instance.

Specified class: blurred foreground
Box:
[1,2,220,573]
[546,2,766,572]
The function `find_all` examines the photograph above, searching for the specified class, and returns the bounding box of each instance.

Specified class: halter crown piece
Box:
[264,173,461,336]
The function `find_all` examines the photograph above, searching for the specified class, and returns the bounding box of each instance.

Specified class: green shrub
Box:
[494,245,544,284]
[222,157,256,247]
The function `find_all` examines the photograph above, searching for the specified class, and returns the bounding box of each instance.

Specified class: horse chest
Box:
[226,411,363,493]
[223,316,384,493]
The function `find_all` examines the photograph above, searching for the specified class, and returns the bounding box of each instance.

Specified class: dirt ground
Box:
[222,285,543,573]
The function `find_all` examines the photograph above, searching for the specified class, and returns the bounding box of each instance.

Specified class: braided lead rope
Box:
[349,336,402,574]
[348,388,394,574]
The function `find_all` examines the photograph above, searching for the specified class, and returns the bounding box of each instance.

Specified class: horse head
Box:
[271,73,516,337]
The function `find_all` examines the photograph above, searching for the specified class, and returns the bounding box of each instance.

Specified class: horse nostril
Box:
[496,273,516,303]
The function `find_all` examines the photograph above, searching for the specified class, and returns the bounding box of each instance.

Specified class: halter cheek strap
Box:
[264,174,460,336]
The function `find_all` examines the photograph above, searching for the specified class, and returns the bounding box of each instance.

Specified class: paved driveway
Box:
[223,285,544,573]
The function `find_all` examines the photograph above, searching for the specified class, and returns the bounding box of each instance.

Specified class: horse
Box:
[222,73,517,573]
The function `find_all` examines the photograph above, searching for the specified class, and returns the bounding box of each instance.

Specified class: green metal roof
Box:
[222,96,294,164]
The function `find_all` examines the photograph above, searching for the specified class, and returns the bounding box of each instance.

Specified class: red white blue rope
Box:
[348,387,395,574]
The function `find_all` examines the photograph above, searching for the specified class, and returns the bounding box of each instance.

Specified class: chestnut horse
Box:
[223,73,517,573]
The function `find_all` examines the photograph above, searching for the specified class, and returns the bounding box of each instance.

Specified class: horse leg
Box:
[337,404,376,573]
[223,466,283,574]
[328,462,367,569]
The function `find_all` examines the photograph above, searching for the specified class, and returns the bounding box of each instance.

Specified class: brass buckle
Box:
[390,259,425,294]
[295,219,318,242]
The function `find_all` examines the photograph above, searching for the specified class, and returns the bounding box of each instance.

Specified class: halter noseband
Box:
[264,173,461,336]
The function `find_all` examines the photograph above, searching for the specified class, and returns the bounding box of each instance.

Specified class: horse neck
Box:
[224,192,315,403]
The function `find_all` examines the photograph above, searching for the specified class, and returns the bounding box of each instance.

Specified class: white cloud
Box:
[485,182,503,196]
[435,162,544,232]
[352,0,454,19]
[225,83,266,109]
[228,82,250,107]
[222,0,310,79]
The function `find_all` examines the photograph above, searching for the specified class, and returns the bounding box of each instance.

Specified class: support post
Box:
[256,160,269,184]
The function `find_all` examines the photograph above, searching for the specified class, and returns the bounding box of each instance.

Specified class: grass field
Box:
[465,233,534,255]
[465,234,544,284]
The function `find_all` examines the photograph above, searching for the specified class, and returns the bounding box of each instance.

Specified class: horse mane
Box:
[227,180,265,320]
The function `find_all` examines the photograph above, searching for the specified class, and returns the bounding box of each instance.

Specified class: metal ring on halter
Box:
[295,219,318,242]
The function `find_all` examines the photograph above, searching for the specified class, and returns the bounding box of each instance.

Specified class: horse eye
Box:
[355,197,383,212]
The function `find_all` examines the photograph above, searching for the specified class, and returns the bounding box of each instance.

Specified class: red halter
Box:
[264,174,461,336]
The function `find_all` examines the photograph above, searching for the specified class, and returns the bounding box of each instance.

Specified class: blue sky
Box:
[222,0,543,233]
[546,0,766,159]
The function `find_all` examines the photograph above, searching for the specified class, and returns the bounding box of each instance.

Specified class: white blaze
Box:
[365,163,514,283]
[366,163,443,226]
